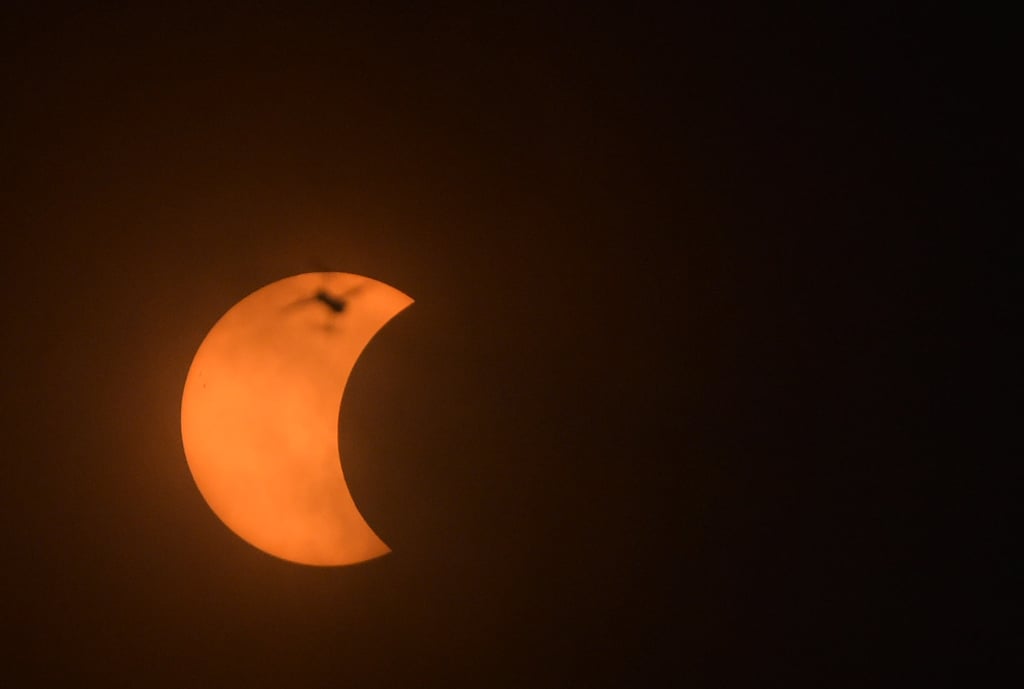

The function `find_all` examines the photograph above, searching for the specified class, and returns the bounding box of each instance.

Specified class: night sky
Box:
[1,5,1012,687]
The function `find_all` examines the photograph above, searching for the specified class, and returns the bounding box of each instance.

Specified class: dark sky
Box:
[1,5,1013,687]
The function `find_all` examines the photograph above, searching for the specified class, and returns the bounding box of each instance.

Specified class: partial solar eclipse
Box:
[180,272,413,566]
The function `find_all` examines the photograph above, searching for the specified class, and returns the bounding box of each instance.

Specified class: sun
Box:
[180,272,413,565]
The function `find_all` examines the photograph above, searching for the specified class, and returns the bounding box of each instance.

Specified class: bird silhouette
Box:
[281,278,369,327]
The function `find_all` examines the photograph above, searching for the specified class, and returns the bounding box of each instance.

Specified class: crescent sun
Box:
[180,272,413,566]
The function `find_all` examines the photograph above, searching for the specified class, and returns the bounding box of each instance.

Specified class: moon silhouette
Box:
[180,272,413,566]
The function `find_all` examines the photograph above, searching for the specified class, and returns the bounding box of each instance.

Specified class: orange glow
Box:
[181,273,413,566]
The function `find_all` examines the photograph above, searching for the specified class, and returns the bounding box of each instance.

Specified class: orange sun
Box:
[180,272,413,566]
